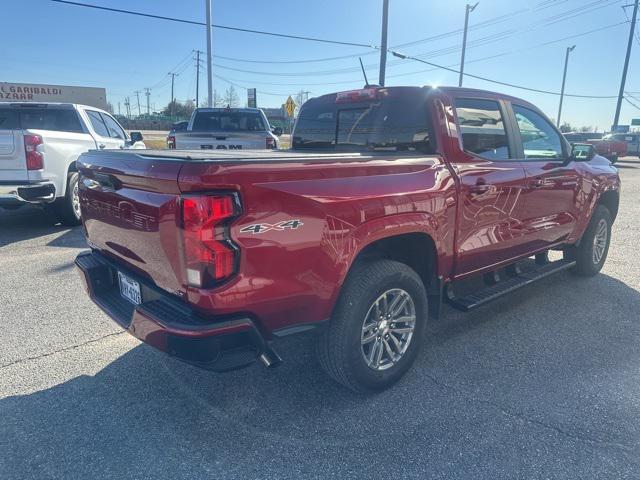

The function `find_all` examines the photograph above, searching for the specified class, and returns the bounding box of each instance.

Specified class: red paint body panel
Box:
[77,86,620,339]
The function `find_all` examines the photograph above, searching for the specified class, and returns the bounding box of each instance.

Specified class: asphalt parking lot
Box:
[1,158,639,480]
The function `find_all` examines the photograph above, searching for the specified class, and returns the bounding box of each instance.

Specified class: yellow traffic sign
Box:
[285,96,296,117]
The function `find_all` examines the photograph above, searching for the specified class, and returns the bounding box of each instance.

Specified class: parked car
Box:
[171,107,281,150]
[563,132,626,163]
[75,86,620,392]
[0,102,145,225]
[603,132,640,157]
[166,120,188,149]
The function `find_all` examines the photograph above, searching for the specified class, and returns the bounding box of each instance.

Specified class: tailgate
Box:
[78,151,186,296]
[0,130,28,182]
[175,131,267,150]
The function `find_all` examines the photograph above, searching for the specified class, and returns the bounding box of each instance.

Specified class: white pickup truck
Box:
[0,102,145,225]
[170,107,282,150]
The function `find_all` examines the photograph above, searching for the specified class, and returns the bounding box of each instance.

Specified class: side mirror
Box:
[129,131,144,143]
[272,126,283,136]
[570,142,595,161]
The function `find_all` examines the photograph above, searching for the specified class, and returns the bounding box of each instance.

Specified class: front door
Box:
[509,103,581,251]
[448,97,529,277]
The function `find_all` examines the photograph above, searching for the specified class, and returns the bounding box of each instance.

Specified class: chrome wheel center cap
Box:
[378,319,389,332]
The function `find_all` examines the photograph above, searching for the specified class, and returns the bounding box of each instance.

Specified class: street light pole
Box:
[613,0,639,130]
[557,45,576,127]
[205,0,213,107]
[378,0,389,86]
[459,2,479,87]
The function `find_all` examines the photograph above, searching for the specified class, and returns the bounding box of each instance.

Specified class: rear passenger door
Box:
[84,110,125,150]
[449,97,529,276]
[508,103,580,251]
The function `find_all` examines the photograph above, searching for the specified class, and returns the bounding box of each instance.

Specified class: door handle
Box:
[98,143,106,149]
[529,178,544,188]
[470,180,491,194]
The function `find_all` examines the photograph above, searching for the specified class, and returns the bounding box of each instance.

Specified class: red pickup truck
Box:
[563,132,627,163]
[75,86,620,392]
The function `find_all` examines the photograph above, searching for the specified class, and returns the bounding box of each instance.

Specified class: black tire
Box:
[565,205,612,276]
[316,259,428,393]
[54,172,82,226]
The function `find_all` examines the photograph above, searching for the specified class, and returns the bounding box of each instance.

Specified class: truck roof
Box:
[310,85,537,110]
[0,101,110,113]
[193,107,264,113]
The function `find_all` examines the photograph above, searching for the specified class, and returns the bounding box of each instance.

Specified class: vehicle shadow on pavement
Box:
[1,272,639,479]
[0,207,85,248]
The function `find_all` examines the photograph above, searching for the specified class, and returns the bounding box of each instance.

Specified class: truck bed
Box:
[100,148,394,163]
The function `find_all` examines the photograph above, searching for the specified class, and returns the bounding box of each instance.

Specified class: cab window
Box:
[101,113,126,140]
[513,105,564,159]
[454,98,510,160]
[86,110,109,137]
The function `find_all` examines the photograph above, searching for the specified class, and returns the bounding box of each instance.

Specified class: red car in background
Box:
[563,132,626,163]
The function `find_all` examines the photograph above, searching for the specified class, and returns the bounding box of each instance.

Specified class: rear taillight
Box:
[266,136,276,149]
[181,194,241,288]
[24,134,44,170]
[167,135,176,149]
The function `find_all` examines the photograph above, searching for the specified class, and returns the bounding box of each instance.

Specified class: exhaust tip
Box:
[259,347,283,368]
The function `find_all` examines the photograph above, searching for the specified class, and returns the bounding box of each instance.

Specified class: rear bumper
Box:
[0,181,56,206]
[75,250,270,372]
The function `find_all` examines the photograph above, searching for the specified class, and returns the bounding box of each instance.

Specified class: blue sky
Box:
[3,0,640,130]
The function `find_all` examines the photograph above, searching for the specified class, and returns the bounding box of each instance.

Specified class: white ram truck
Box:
[171,107,282,150]
[0,102,145,225]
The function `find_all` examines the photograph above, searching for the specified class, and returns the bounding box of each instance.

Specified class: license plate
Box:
[118,271,141,305]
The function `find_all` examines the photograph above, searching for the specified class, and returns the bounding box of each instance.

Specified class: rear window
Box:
[292,89,435,153]
[0,109,19,129]
[0,107,83,133]
[192,110,266,132]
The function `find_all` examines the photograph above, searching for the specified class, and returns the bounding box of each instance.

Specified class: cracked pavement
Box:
[1,158,639,479]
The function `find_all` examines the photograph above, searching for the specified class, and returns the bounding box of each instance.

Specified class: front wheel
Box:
[316,259,428,393]
[565,205,612,276]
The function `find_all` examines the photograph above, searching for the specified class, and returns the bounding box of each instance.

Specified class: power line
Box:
[207,2,627,80]
[185,21,629,91]
[51,0,378,49]
[623,95,640,110]
[390,50,618,98]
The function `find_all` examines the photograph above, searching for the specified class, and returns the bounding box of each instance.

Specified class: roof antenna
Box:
[359,57,370,88]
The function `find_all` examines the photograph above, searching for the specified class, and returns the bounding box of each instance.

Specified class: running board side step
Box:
[447,259,576,312]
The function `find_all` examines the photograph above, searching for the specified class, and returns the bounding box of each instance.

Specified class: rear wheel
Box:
[316,259,428,393]
[53,172,82,226]
[565,205,612,276]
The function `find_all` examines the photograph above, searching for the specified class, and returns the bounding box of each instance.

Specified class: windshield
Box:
[191,110,266,132]
[292,88,435,153]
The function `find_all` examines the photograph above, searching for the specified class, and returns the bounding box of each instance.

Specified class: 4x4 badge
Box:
[240,220,304,234]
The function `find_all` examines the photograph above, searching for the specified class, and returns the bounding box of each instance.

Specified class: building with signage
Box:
[0,82,108,110]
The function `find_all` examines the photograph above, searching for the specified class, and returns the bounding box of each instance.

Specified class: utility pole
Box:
[557,45,576,127]
[206,0,213,107]
[124,97,131,120]
[117,102,121,116]
[459,2,479,87]
[378,0,389,86]
[194,49,203,107]
[169,72,178,118]
[144,88,151,115]
[135,90,141,115]
[613,0,639,130]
